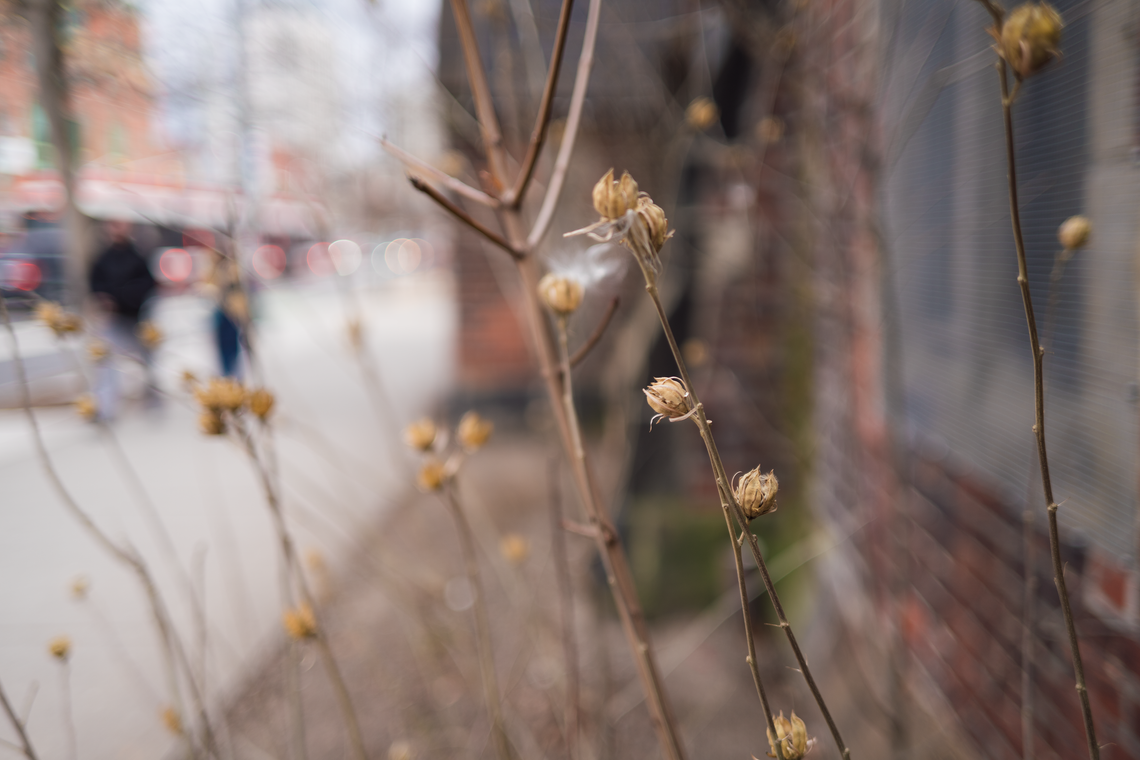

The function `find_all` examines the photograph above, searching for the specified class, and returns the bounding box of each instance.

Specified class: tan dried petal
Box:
[1058,215,1091,250]
[404,419,438,452]
[734,468,779,519]
[456,411,493,451]
[538,273,584,316]
[1000,3,1062,79]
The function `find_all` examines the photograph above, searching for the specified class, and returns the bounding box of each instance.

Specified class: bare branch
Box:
[0,679,38,760]
[526,0,601,251]
[449,0,511,187]
[504,0,576,207]
[408,175,522,259]
[569,296,619,369]
[379,136,501,208]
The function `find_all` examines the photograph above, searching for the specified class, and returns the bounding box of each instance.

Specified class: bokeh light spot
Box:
[307,242,332,276]
[253,245,286,280]
[328,239,362,276]
[158,248,193,282]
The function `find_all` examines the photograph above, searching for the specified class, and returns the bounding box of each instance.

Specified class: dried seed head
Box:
[685,97,720,131]
[1058,215,1091,250]
[161,706,183,735]
[767,711,811,760]
[636,196,672,253]
[195,377,246,412]
[538,273,584,316]
[404,419,438,452]
[456,411,493,451]
[592,169,639,220]
[644,377,692,421]
[247,388,275,421]
[282,603,317,640]
[70,575,90,600]
[48,635,71,661]
[87,340,109,362]
[136,321,163,350]
[417,459,447,491]
[1000,3,1062,79]
[74,393,98,422]
[199,410,226,436]
[734,468,779,519]
[35,302,81,336]
[500,533,530,565]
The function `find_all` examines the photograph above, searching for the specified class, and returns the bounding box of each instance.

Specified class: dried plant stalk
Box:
[969,3,1099,756]
[0,678,39,760]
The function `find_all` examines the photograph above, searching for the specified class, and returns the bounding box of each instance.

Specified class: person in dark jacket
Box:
[89,219,158,419]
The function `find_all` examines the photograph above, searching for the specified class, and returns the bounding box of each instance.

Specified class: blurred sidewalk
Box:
[0,272,455,759]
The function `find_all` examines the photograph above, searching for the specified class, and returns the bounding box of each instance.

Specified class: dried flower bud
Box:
[456,411,493,451]
[538,273,584,316]
[35,302,81,336]
[417,459,447,491]
[592,169,639,220]
[1000,3,1062,79]
[161,706,183,735]
[734,467,779,519]
[74,393,98,422]
[685,97,720,131]
[48,635,71,661]
[248,388,275,421]
[136,321,163,350]
[199,410,226,436]
[195,377,246,412]
[282,603,317,639]
[767,711,810,760]
[87,340,109,362]
[644,377,692,422]
[636,197,672,253]
[70,575,90,600]
[405,419,438,452]
[500,533,530,565]
[1058,215,1091,250]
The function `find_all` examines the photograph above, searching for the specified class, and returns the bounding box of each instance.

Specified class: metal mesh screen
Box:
[880,0,1140,564]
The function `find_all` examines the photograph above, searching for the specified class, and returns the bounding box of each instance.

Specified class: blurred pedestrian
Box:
[201,247,248,377]
[89,219,157,419]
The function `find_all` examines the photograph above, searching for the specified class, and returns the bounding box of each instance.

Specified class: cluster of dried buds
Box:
[35,302,82,337]
[764,711,812,760]
[566,169,673,284]
[191,377,275,435]
[404,411,494,492]
[995,2,1062,79]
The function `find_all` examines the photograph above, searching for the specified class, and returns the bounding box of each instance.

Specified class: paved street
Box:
[0,271,456,759]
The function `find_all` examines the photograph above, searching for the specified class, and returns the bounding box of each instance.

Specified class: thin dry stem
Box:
[643,283,851,760]
[58,662,76,760]
[379,136,501,207]
[568,296,620,370]
[234,422,366,760]
[0,298,211,759]
[0,679,38,760]
[441,482,515,760]
[526,0,601,251]
[996,56,1099,760]
[408,176,521,258]
[449,0,510,185]
[552,313,687,760]
[504,0,575,206]
[546,455,580,760]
